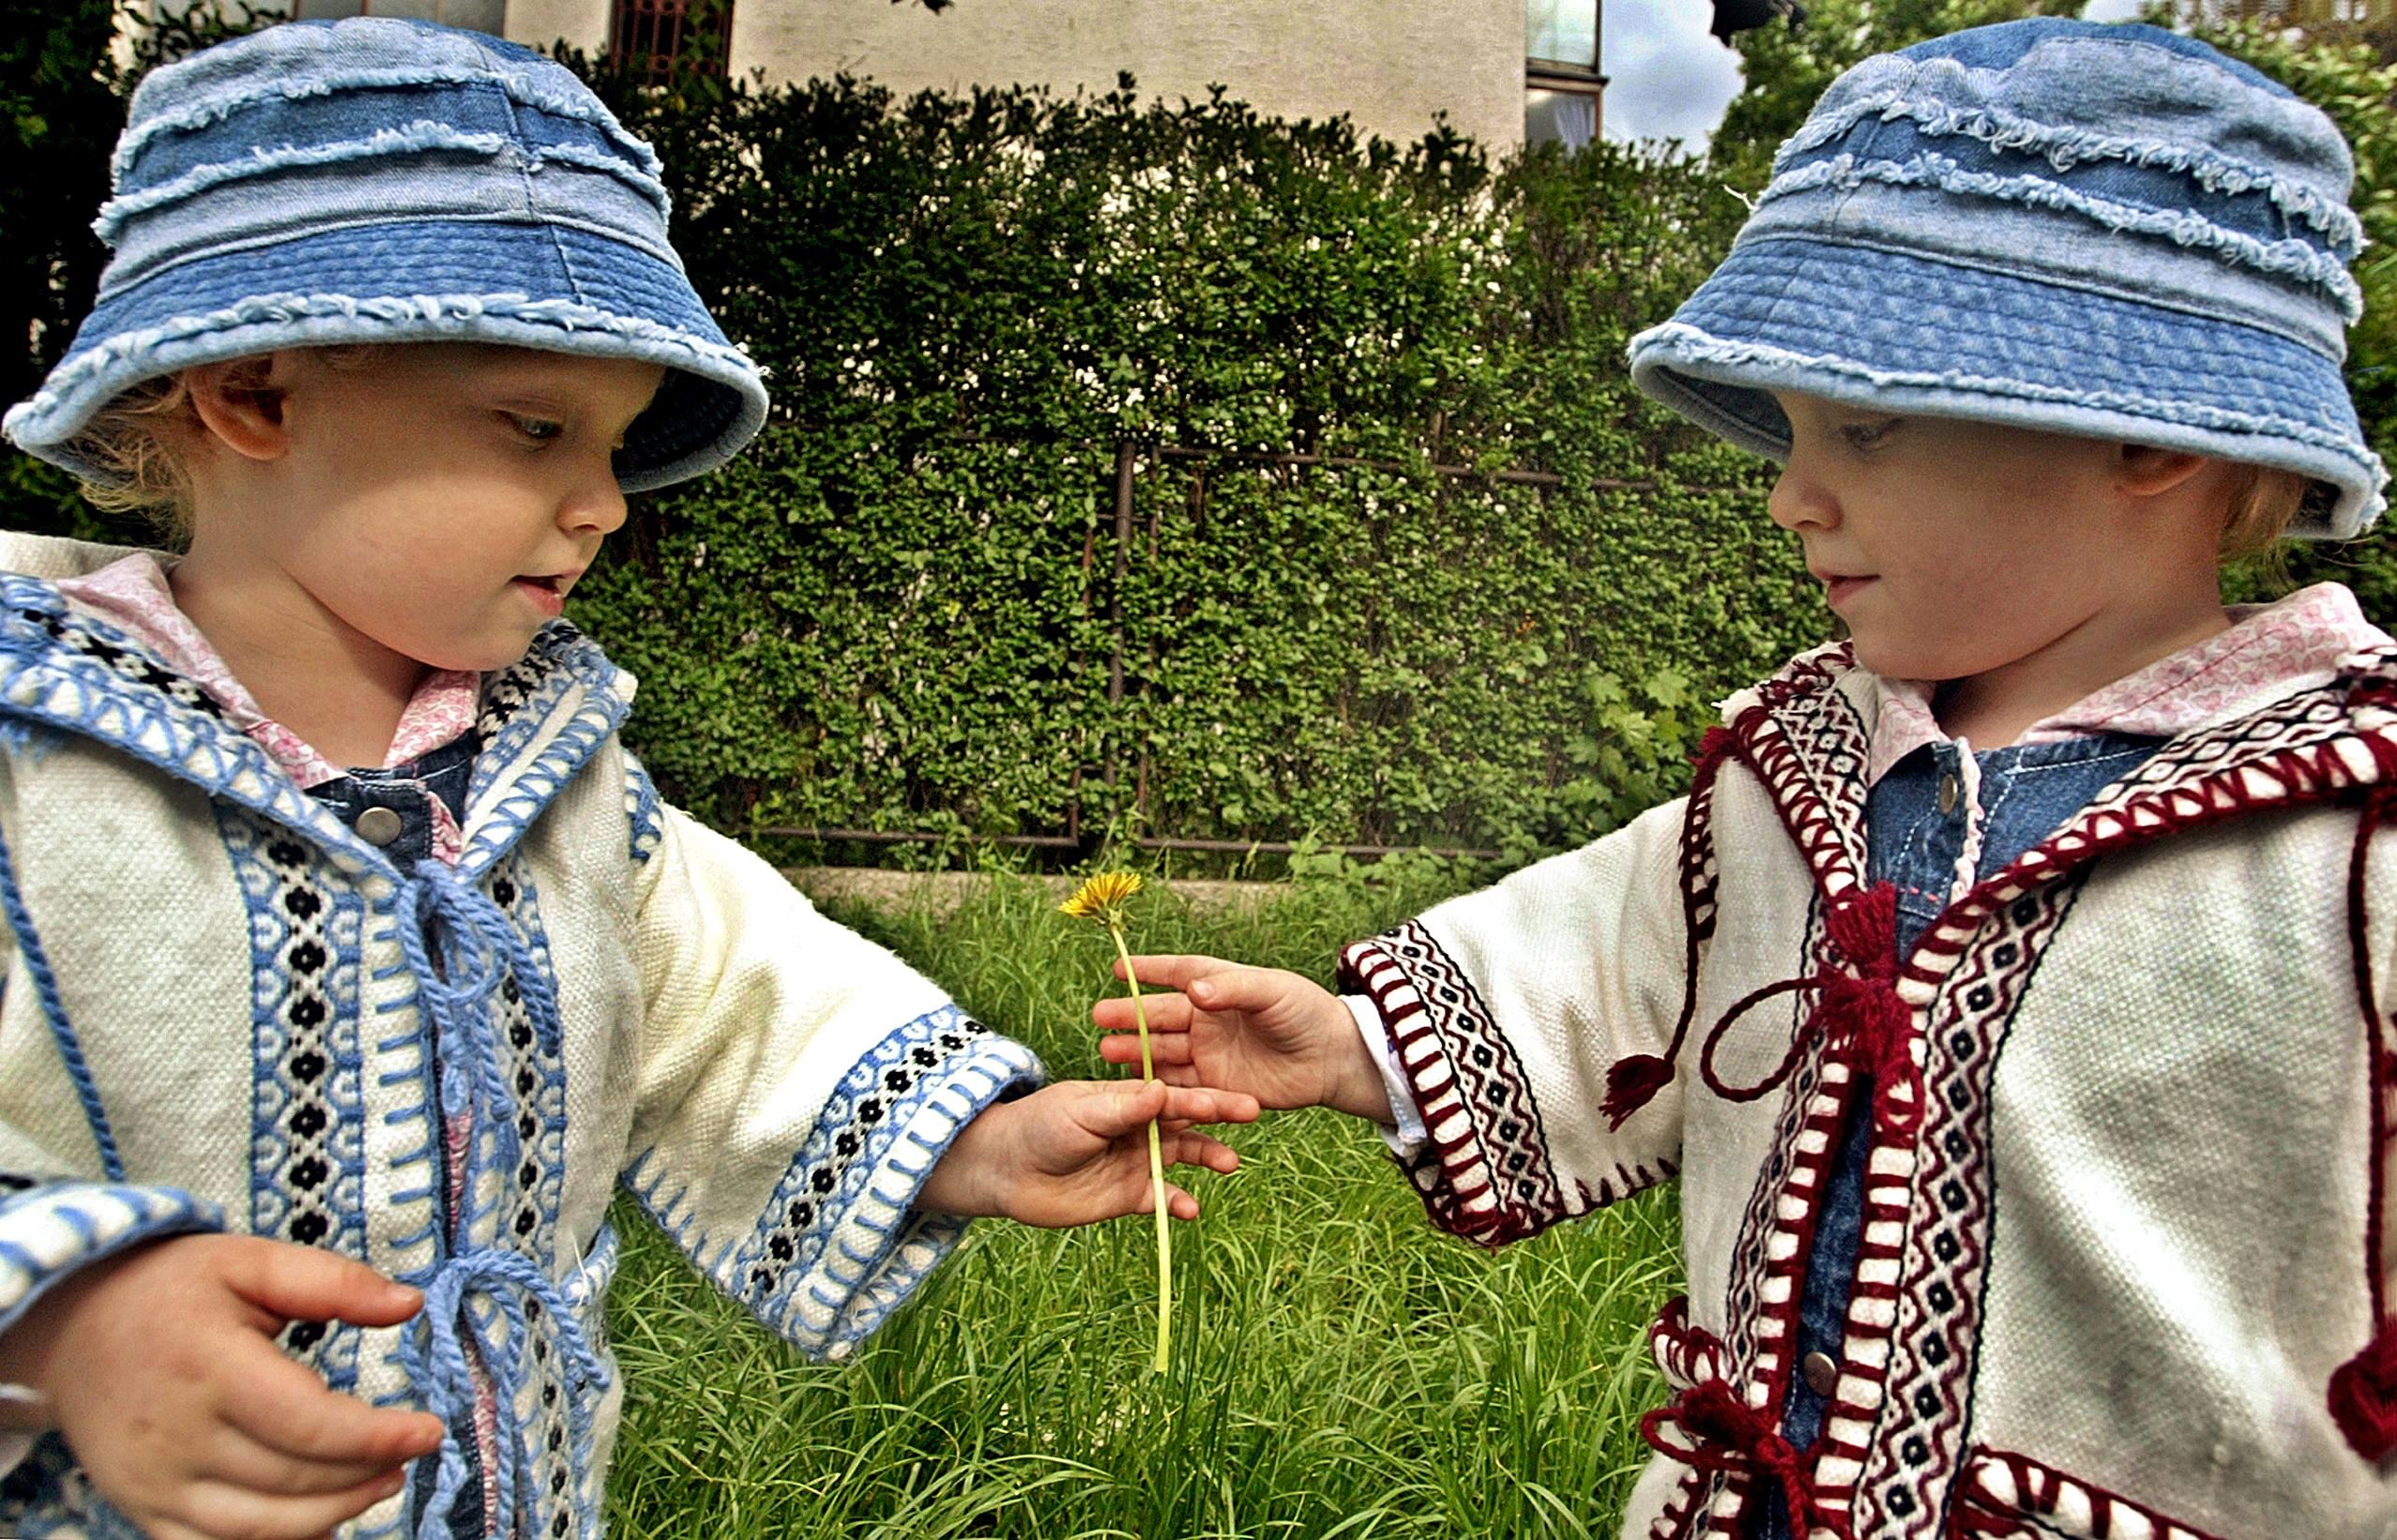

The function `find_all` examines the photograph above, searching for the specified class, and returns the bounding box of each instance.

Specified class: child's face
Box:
[1765,391,2174,685]
[201,344,664,674]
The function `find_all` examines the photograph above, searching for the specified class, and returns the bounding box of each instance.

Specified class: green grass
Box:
[602,869,1684,1539]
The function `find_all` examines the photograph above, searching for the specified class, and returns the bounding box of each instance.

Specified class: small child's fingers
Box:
[1154,1085,1260,1125]
[1176,966,1296,1017]
[175,1467,407,1540]
[1097,1032,1195,1071]
[225,1238,424,1328]
[1111,954,1237,989]
[205,1423,413,1498]
[1093,991,1194,1034]
[221,1351,444,1467]
[1160,1130,1240,1177]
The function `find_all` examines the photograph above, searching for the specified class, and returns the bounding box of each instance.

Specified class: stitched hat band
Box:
[1629,19,2387,539]
[4,18,767,493]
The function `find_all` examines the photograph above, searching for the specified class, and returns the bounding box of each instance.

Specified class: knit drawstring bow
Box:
[395,859,611,1540]
[1605,877,1919,1140]
[1703,883,1919,1139]
[1641,1307,1851,1540]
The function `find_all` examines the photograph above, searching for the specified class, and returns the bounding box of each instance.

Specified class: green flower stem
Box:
[1108,923,1171,1374]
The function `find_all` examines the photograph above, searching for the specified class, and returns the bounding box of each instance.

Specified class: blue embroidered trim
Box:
[0,812,118,1182]
[715,1008,1042,1359]
[461,623,632,879]
[0,579,402,876]
[222,808,369,1393]
[467,637,575,809]
[624,749,663,865]
[488,855,568,1260]
[0,579,633,885]
[0,1183,222,1338]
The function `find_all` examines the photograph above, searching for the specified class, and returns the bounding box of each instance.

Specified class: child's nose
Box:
[562,473,629,536]
[1767,460,1840,533]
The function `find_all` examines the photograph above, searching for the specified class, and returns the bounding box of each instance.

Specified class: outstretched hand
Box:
[918,1080,1260,1228]
[0,1231,446,1540]
[1093,955,1393,1121]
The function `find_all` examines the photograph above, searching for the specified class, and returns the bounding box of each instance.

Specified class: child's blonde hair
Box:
[2221,463,2313,563]
[63,347,385,538]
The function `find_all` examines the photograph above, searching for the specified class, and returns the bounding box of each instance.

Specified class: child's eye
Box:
[507,413,565,444]
[1841,417,1899,451]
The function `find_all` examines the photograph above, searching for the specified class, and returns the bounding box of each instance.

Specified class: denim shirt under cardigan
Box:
[1749,729,2162,1539]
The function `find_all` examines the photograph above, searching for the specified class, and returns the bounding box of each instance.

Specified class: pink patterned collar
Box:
[52,553,481,790]
[1863,582,2389,785]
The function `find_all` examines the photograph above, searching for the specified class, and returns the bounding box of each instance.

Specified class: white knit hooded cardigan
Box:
[1341,615,2397,1540]
[0,534,1041,1540]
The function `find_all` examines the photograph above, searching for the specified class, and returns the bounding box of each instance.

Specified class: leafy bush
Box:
[15,16,2396,862]
[567,74,1810,857]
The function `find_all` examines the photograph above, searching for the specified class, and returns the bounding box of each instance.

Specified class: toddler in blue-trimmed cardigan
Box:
[0,20,1252,1540]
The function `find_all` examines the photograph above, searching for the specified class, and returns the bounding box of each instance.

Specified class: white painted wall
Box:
[506,0,1529,153]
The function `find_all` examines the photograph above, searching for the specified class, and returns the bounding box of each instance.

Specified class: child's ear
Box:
[184,353,295,463]
[2115,442,2211,499]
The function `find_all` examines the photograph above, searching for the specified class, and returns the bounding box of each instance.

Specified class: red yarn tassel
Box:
[2341,774,2397,1463]
[1601,727,1745,1132]
[2330,1322,2397,1461]
[1601,1053,1675,1127]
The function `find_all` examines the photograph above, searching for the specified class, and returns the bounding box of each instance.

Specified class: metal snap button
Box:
[1801,1350,1839,1398]
[1936,771,1962,816]
[357,806,405,847]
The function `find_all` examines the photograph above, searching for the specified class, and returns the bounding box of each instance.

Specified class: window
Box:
[1525,0,1602,148]
[610,0,736,83]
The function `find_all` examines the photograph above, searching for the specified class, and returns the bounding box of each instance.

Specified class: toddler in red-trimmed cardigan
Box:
[1098,20,2397,1538]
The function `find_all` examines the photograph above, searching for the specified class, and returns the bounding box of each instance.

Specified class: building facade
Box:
[262,0,1601,150]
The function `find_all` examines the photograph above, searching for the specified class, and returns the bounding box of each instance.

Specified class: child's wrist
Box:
[1326,1000,1403,1122]
[915,1098,1014,1220]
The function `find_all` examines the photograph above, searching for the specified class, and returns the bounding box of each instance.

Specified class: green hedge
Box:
[564,75,1812,859]
[13,24,2397,861]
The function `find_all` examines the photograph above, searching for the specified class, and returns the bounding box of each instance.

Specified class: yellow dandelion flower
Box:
[1059,870,1144,922]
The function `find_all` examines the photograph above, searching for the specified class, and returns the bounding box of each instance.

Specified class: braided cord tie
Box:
[392,858,606,1535]
[1697,883,1920,1139]
[400,1246,612,1540]
[1641,1378,1850,1540]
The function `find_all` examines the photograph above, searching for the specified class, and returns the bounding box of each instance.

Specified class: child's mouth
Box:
[513,574,568,614]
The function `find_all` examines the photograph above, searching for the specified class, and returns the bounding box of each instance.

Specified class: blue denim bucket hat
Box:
[3,17,767,493]
[1628,18,2385,539]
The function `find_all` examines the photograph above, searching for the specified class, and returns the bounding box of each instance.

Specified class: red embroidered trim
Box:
[1341,926,1671,1246]
[1949,1447,2230,1540]
[1848,871,2087,1535]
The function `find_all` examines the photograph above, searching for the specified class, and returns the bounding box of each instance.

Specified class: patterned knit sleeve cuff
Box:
[0,1181,224,1337]
[635,1006,1044,1365]
[1339,926,1583,1248]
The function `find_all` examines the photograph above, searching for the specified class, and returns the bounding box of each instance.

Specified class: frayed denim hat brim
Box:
[1630,234,2384,541]
[5,218,766,493]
